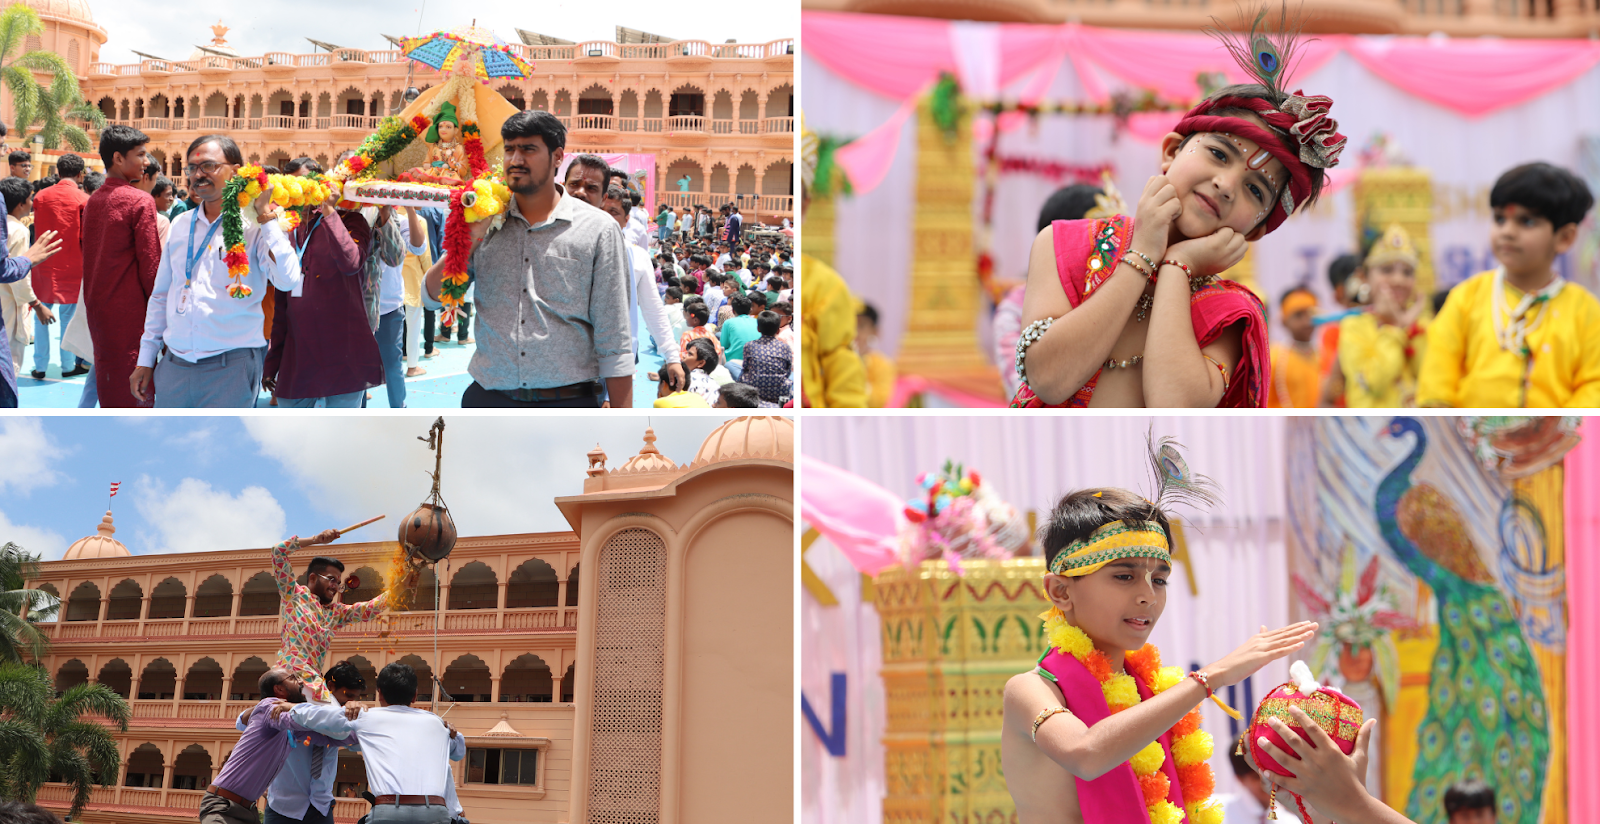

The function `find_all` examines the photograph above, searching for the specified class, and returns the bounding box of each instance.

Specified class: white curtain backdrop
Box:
[804,41,1600,361]
[801,416,1299,824]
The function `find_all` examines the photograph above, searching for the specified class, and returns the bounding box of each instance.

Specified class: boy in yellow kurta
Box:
[1419,162,1600,407]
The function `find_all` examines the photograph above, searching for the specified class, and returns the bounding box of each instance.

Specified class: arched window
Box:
[65,582,101,621]
[238,572,278,615]
[506,558,557,608]
[105,579,142,621]
[561,662,575,702]
[54,659,88,695]
[231,657,269,700]
[184,658,223,700]
[402,568,438,611]
[193,574,232,617]
[565,563,580,607]
[97,659,132,697]
[340,567,383,606]
[394,654,433,701]
[138,658,176,700]
[171,744,212,790]
[148,577,187,619]
[500,654,552,703]
[441,654,491,702]
[447,562,497,610]
[124,743,164,787]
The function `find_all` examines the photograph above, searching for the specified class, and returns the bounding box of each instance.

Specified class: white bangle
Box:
[1015,317,1055,386]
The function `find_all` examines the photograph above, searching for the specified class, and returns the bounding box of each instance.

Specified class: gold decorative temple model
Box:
[876,559,1050,824]
[897,95,1002,401]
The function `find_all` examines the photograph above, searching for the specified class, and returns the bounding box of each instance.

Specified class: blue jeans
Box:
[278,390,363,408]
[77,364,98,407]
[33,303,84,374]
[727,359,743,381]
[377,308,405,408]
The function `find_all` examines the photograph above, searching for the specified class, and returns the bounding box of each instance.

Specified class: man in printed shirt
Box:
[271,528,406,703]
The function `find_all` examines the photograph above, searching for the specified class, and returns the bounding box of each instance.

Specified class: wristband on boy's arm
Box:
[1032,706,1070,742]
[1187,670,1243,720]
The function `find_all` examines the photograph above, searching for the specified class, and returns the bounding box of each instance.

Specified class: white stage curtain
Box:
[805,39,1600,361]
[801,416,1297,824]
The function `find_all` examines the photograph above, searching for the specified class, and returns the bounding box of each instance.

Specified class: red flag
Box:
[109,482,121,499]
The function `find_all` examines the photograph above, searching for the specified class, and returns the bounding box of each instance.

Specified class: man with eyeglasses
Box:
[7,151,30,181]
[424,110,633,408]
[270,526,410,706]
[131,134,302,407]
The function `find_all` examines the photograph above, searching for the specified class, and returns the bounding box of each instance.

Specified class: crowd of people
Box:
[0,109,795,408]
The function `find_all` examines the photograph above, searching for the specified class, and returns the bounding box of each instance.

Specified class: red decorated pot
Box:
[1248,681,1363,777]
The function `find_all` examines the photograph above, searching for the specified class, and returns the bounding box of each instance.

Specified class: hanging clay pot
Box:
[399,502,457,563]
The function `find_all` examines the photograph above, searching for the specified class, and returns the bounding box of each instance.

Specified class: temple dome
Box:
[693,416,793,465]
[13,0,95,25]
[619,428,679,474]
[62,511,130,560]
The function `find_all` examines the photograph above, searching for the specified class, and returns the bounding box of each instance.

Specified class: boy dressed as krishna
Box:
[1002,436,1317,823]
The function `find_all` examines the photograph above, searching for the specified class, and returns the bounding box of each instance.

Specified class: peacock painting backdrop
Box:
[1286,417,1577,824]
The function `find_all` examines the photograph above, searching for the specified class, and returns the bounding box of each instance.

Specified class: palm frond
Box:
[15,48,73,88]
[0,661,50,724]
[0,717,51,799]
[50,682,131,732]
[47,746,93,813]
[66,101,105,130]
[0,5,44,68]
[60,124,91,152]
[0,542,43,588]
[0,609,52,664]
[51,719,121,784]
[3,64,38,140]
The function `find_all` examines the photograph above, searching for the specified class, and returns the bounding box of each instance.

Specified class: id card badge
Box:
[175,285,192,315]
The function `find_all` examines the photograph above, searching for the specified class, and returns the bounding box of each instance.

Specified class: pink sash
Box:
[1038,648,1187,823]
[1009,216,1270,408]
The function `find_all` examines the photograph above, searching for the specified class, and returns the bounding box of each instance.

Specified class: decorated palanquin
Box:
[875,559,1050,824]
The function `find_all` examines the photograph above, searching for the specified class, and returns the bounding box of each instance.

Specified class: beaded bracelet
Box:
[1159,258,1193,280]
[1119,255,1153,279]
[1127,249,1158,277]
[1015,317,1054,385]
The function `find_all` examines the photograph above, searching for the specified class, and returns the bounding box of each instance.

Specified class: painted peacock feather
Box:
[1376,418,1549,824]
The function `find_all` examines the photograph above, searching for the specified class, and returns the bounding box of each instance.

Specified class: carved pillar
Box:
[496,581,508,629]
[490,675,502,703]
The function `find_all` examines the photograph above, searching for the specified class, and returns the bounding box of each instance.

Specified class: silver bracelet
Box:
[1015,317,1055,386]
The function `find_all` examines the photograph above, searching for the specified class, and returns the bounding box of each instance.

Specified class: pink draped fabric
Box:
[834,91,924,195]
[800,454,906,575]
[1343,36,1600,118]
[806,11,1600,119]
[1565,421,1600,819]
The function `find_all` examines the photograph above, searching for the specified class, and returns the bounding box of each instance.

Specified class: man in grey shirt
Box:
[426,110,633,407]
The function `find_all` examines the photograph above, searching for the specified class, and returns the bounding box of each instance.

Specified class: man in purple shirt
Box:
[201,668,338,824]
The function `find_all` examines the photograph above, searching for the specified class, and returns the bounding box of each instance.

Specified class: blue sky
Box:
[91,1,794,65]
[0,415,747,561]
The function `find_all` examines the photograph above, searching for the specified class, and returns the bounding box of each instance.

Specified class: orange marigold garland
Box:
[219,167,336,296]
[1043,611,1225,824]
[460,121,487,179]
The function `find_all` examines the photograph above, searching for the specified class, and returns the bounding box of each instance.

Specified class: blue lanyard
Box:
[184,212,223,289]
[296,213,325,262]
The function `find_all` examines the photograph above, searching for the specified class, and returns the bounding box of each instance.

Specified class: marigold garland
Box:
[439,187,473,326]
[1042,609,1225,824]
[218,166,337,296]
[334,114,433,180]
[460,121,487,179]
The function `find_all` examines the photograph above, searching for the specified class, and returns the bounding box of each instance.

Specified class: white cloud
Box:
[241,416,741,537]
[0,509,69,562]
[0,418,66,495]
[132,475,287,555]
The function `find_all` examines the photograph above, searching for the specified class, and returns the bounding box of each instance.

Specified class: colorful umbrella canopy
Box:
[400,25,535,79]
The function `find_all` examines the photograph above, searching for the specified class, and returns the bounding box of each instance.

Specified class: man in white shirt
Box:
[597,186,684,393]
[287,662,462,824]
[130,135,300,407]
[238,660,367,824]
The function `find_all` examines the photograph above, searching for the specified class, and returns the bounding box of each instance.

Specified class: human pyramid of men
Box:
[198,528,462,824]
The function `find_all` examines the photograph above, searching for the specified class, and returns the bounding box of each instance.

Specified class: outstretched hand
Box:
[1203,622,1317,689]
[300,528,341,547]
[1250,705,1379,822]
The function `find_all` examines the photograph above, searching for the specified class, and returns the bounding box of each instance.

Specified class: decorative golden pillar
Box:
[897,96,1001,400]
[876,559,1049,824]
[806,196,838,269]
[1354,169,1436,298]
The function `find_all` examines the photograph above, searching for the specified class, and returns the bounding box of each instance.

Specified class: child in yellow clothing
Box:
[856,303,895,408]
[1339,225,1427,408]
[1419,162,1600,407]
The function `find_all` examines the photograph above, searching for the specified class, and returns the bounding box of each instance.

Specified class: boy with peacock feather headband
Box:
[1012,2,1345,409]
[1002,433,1318,824]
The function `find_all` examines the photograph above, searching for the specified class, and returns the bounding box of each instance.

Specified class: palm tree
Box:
[0,4,102,150]
[0,542,57,666]
[0,661,128,819]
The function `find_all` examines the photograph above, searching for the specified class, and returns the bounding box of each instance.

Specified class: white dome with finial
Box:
[62,511,130,560]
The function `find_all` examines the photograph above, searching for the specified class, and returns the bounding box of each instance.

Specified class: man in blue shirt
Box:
[237,660,366,824]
